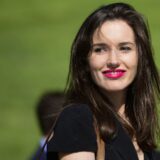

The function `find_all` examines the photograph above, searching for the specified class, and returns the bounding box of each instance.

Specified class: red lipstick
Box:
[102,69,126,79]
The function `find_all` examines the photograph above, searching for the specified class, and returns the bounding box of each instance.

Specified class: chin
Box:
[102,85,128,93]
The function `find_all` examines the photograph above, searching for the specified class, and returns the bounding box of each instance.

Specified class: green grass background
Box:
[0,0,160,159]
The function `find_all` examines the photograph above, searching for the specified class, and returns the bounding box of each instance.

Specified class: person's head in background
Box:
[36,91,65,136]
[66,2,160,150]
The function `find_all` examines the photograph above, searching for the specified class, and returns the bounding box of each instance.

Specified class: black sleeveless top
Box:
[47,104,160,160]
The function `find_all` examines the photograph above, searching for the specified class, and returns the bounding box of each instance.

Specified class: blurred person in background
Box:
[47,2,160,160]
[29,91,65,160]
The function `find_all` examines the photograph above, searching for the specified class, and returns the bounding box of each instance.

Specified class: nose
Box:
[107,50,120,69]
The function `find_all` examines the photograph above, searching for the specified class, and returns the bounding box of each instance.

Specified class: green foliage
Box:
[0,0,160,159]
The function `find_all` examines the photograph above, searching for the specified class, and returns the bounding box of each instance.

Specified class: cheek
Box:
[88,56,106,71]
[88,58,101,82]
[123,52,138,69]
[126,56,138,80]
[130,57,138,72]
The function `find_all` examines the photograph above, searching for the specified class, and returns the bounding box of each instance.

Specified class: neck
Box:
[105,90,126,114]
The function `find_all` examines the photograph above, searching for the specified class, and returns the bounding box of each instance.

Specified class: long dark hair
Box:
[65,2,160,151]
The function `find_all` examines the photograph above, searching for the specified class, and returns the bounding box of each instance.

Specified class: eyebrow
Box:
[92,42,135,47]
[91,43,108,48]
[119,42,135,46]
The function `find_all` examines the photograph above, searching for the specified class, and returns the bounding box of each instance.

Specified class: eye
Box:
[94,47,103,52]
[120,46,131,52]
[92,46,107,53]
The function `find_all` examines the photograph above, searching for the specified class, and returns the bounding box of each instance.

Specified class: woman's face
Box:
[88,20,138,93]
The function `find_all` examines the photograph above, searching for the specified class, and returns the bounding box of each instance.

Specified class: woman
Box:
[47,2,160,160]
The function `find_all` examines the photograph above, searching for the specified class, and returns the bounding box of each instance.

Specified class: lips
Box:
[102,69,126,79]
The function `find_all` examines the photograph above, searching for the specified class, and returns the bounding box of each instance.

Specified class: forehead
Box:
[92,20,135,44]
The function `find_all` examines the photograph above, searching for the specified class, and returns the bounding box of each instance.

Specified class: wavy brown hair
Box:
[65,2,160,151]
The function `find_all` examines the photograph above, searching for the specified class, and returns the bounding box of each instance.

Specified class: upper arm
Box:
[59,151,95,160]
[47,104,97,159]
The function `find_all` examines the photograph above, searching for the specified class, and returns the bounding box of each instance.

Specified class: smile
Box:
[102,69,126,79]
